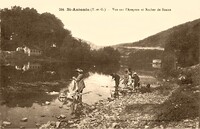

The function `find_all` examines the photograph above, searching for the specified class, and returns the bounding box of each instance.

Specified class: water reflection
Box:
[0,58,162,128]
[152,63,161,69]
[0,62,120,107]
[0,61,120,128]
[0,52,164,127]
[1,61,120,85]
[1,62,75,84]
[15,62,42,71]
[90,64,121,75]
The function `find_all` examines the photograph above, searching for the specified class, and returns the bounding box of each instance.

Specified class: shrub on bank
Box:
[155,84,199,123]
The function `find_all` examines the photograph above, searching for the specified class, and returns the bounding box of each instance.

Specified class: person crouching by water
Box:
[72,68,85,102]
[110,73,120,98]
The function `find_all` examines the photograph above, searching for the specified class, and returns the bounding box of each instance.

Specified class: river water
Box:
[0,61,159,128]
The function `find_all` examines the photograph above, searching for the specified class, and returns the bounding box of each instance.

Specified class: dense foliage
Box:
[1,6,68,51]
[0,6,120,64]
[162,19,200,75]
[165,20,200,67]
[127,49,163,69]
[128,50,163,64]
[91,47,121,64]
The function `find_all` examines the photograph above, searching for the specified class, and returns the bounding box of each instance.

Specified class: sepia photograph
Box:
[0,0,200,128]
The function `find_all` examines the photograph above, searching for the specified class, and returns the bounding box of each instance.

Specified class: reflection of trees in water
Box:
[90,63,120,75]
[0,66,16,87]
[0,61,120,108]
[1,62,75,84]
[1,90,55,107]
[1,60,120,84]
[0,61,109,85]
[0,81,68,107]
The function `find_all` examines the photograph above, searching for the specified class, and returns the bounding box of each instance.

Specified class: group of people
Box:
[122,68,140,89]
[70,67,140,100]
[110,68,140,98]
[59,68,140,110]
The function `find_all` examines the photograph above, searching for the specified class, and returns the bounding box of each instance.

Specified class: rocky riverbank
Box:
[37,78,199,129]
[1,64,199,129]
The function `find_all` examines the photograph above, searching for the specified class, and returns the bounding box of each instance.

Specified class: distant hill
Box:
[115,18,200,48]
[114,18,199,74]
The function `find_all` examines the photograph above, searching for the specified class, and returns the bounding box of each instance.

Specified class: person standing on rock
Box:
[72,68,85,102]
[122,69,129,88]
[132,72,140,91]
[127,68,134,87]
[110,73,120,98]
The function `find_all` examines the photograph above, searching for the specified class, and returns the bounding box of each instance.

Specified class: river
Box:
[0,60,159,128]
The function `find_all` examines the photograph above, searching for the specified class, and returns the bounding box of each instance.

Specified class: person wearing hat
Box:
[72,68,85,102]
[110,73,120,98]
[132,72,140,91]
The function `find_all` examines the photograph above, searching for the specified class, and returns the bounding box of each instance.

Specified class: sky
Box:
[1,0,200,46]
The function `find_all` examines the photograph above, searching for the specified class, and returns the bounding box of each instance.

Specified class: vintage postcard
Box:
[0,0,199,128]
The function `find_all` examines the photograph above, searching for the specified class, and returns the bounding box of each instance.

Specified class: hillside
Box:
[115,18,200,48]
[115,18,199,73]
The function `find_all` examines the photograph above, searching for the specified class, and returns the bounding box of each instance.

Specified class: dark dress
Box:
[112,74,120,98]
[133,74,140,88]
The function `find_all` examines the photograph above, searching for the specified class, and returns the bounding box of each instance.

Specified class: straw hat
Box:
[76,68,83,73]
